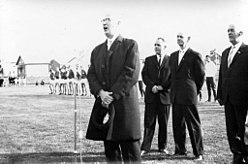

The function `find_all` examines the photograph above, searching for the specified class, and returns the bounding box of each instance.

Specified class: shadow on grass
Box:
[0,152,105,164]
[0,151,196,163]
[141,150,194,162]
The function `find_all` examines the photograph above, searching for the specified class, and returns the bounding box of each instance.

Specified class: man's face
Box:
[228,25,241,44]
[154,39,165,55]
[101,16,118,38]
[206,56,210,62]
[177,32,188,47]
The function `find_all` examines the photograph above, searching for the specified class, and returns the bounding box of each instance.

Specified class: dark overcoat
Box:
[87,35,141,141]
[169,48,205,105]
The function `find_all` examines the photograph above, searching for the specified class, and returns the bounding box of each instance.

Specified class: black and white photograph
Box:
[1,0,248,163]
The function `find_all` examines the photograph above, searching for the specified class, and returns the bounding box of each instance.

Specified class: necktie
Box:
[158,55,161,79]
[158,55,161,67]
[228,46,235,68]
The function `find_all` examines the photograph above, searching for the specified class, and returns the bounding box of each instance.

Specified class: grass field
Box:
[0,85,232,164]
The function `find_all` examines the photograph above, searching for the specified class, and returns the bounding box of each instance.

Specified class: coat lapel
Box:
[223,47,230,69]
[177,49,190,71]
[160,55,168,69]
[100,40,109,62]
[151,55,160,69]
[229,43,245,68]
[108,35,123,55]
[175,52,179,70]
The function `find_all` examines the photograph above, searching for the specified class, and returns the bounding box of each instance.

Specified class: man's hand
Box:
[99,90,114,105]
[157,85,163,91]
[152,85,158,93]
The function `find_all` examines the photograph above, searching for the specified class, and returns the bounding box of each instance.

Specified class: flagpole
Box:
[74,88,77,153]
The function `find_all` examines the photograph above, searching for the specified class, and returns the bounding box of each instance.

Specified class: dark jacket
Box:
[217,43,248,105]
[169,48,205,105]
[142,54,171,104]
[87,35,141,141]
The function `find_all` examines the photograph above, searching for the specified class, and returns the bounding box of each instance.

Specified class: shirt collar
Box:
[179,46,189,54]
[231,41,242,50]
[107,34,118,43]
[157,53,165,59]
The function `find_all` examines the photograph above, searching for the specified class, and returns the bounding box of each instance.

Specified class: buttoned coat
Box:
[217,43,248,105]
[169,48,205,105]
[142,55,171,104]
[87,35,141,141]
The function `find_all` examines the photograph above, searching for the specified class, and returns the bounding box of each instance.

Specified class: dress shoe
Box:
[233,154,245,164]
[194,155,203,161]
[140,150,148,156]
[242,156,248,164]
[159,149,169,154]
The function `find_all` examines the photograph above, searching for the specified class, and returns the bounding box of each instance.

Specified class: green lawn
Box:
[0,85,232,163]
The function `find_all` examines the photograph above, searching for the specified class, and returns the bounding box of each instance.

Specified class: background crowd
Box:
[48,64,89,96]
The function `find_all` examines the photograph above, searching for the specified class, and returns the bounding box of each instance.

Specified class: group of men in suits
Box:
[140,33,204,161]
[86,12,248,164]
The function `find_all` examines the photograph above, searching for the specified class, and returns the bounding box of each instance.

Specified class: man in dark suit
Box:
[216,24,248,164]
[169,32,205,161]
[140,37,171,156]
[87,14,141,163]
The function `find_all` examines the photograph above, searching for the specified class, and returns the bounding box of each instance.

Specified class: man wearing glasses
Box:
[87,14,141,163]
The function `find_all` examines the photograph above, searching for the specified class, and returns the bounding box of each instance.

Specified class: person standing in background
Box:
[75,64,82,95]
[49,69,55,94]
[216,24,248,164]
[204,55,217,102]
[67,65,75,95]
[138,59,145,98]
[169,32,205,161]
[80,66,87,96]
[140,37,171,156]
[60,65,68,95]
[87,13,141,163]
[54,67,60,95]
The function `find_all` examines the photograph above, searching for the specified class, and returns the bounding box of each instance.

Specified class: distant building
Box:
[15,56,59,85]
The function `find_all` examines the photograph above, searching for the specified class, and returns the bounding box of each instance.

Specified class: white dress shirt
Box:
[107,35,118,50]
[157,54,165,66]
[178,46,189,65]
[227,41,242,67]
[205,60,216,77]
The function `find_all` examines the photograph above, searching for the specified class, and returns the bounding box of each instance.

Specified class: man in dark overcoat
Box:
[87,14,141,163]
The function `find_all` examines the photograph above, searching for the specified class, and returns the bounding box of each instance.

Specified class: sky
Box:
[0,0,248,67]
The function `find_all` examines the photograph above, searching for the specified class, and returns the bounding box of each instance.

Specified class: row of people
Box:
[86,13,248,164]
[49,65,89,96]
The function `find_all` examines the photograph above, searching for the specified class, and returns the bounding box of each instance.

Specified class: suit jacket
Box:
[142,54,171,104]
[87,35,141,141]
[217,43,248,105]
[169,48,205,105]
